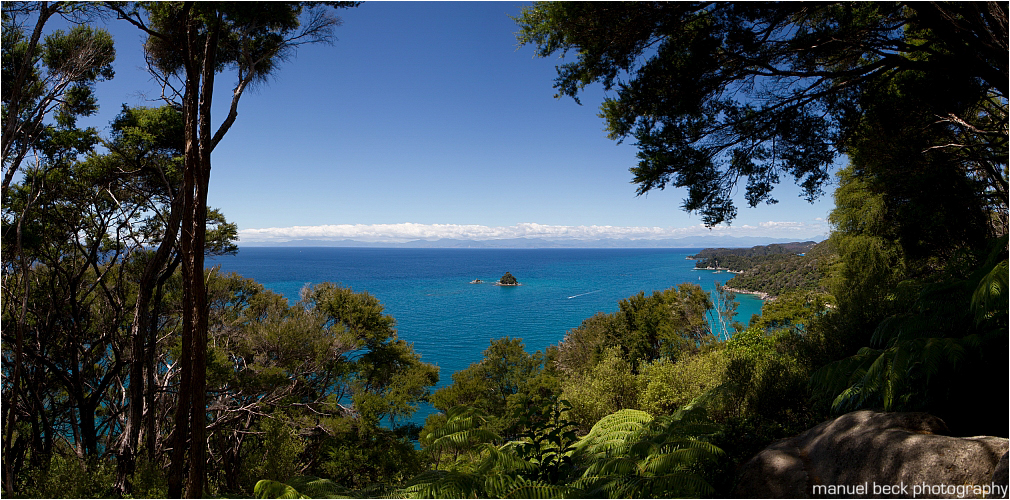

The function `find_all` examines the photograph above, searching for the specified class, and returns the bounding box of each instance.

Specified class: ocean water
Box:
[208,247,763,424]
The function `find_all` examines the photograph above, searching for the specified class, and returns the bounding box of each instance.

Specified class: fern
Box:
[972,259,1007,321]
[285,476,356,498]
[401,469,483,498]
[254,479,306,499]
[814,237,1009,415]
[253,476,377,499]
[572,409,722,498]
[498,478,574,499]
[401,406,722,499]
[424,405,501,456]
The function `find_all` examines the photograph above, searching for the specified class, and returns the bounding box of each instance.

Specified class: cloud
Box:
[758,221,805,229]
[239,221,828,243]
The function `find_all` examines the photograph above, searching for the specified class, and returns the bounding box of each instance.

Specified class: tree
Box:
[197,276,437,494]
[1,6,114,492]
[1,2,115,200]
[555,312,627,376]
[104,3,358,496]
[101,103,188,493]
[803,58,1006,434]
[616,284,714,366]
[638,347,730,417]
[561,347,639,432]
[514,2,1007,226]
[0,99,243,496]
[555,284,720,383]
[812,162,1007,435]
[429,337,558,440]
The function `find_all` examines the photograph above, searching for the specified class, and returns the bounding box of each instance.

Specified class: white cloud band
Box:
[238,221,826,243]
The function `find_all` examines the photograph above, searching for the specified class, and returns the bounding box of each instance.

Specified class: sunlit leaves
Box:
[405,404,722,499]
[572,408,722,498]
[254,479,305,499]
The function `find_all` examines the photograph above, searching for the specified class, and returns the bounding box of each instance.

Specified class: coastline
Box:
[695,266,772,300]
[722,286,773,301]
[694,265,743,273]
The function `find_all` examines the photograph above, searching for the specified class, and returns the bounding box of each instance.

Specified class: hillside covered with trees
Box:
[690,241,818,266]
[691,241,834,298]
[3,1,1006,498]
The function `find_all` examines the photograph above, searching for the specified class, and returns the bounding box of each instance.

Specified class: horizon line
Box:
[231,234,826,250]
[236,221,829,245]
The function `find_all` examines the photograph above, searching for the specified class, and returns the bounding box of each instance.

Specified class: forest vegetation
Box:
[690,242,819,265]
[2,1,1007,498]
[691,241,834,298]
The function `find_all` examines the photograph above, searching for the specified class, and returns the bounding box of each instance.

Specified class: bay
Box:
[208,247,763,425]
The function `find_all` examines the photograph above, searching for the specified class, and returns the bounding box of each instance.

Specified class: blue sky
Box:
[81,2,836,244]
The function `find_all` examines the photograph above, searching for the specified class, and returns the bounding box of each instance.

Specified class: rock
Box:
[734,410,1009,498]
[498,271,518,286]
[993,452,1009,498]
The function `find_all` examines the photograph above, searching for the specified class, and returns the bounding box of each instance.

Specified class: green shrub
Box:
[561,347,639,432]
[245,414,307,484]
[19,451,117,499]
[638,346,730,416]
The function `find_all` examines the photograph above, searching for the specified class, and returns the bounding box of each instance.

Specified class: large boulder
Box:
[734,410,1008,498]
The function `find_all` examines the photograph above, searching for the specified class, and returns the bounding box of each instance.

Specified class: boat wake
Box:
[568,289,601,299]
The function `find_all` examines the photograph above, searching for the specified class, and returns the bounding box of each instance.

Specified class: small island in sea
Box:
[496,271,519,286]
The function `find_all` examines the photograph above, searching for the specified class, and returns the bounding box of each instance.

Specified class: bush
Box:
[561,347,639,432]
[243,413,307,485]
[638,346,730,416]
[18,451,117,499]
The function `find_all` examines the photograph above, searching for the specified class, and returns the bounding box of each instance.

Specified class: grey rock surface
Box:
[734,410,1009,498]
[993,452,1009,498]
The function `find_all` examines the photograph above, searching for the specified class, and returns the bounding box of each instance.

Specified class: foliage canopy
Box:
[515,2,1007,226]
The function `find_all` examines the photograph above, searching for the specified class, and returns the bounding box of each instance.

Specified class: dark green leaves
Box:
[429,337,554,439]
[516,2,1005,226]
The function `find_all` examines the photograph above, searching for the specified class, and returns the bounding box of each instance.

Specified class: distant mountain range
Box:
[243,235,828,249]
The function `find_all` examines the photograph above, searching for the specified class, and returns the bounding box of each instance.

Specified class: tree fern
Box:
[254,476,369,499]
[401,469,483,499]
[480,474,576,499]
[497,478,574,499]
[813,237,1009,417]
[402,406,722,499]
[423,405,501,468]
[572,409,722,498]
[286,476,357,499]
[970,237,1008,333]
[253,479,306,499]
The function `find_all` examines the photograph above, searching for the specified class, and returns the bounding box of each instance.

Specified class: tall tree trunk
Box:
[2,238,30,496]
[148,260,177,463]
[116,190,184,495]
[168,6,200,495]
[168,5,221,497]
[184,14,220,497]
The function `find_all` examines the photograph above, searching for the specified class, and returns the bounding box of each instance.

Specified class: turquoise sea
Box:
[208,247,763,425]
